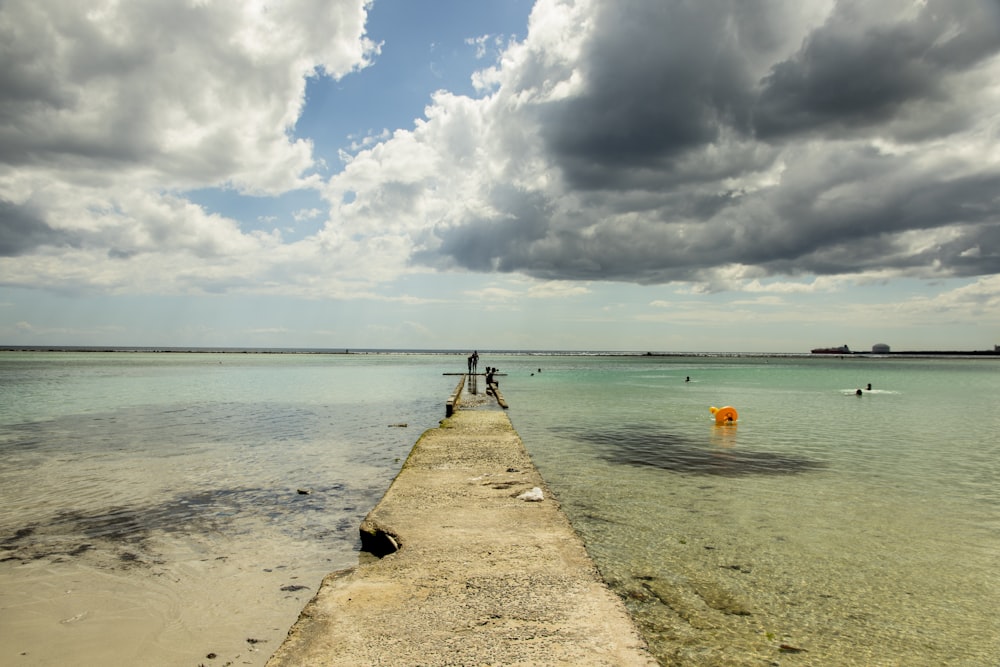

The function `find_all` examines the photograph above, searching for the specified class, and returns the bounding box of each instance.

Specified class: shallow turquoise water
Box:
[0,351,457,666]
[501,354,1000,665]
[1,351,997,666]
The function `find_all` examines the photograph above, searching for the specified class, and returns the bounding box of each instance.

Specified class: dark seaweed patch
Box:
[54,507,148,542]
[64,484,354,538]
[1,527,35,544]
[0,529,105,564]
[0,483,360,568]
[564,424,823,476]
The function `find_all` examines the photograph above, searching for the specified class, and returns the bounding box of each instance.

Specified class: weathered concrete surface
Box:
[267,408,657,667]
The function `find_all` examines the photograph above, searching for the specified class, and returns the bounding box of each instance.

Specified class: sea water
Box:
[0,351,455,666]
[501,354,1000,666]
[1,351,998,666]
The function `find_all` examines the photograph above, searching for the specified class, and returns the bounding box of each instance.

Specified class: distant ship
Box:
[811,344,851,354]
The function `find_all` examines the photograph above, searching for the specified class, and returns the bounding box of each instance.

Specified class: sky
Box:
[2,0,999,353]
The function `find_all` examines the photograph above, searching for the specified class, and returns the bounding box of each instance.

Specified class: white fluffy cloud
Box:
[0,0,376,291]
[0,0,375,191]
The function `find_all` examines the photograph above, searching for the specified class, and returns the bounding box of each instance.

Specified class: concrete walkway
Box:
[266,405,656,666]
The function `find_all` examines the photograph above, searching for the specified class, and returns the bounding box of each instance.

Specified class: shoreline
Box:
[266,402,656,666]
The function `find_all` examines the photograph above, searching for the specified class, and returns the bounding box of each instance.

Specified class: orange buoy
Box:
[709,406,738,424]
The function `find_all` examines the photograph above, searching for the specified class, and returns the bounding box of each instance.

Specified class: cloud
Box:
[293,208,323,222]
[905,274,1000,320]
[462,279,590,304]
[0,0,378,293]
[464,286,522,303]
[2,0,999,303]
[755,0,1000,140]
[0,0,376,191]
[526,280,591,298]
[466,35,491,59]
[334,0,1000,290]
[0,199,74,256]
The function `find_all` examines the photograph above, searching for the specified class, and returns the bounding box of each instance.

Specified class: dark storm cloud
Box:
[0,199,73,256]
[415,186,554,272]
[420,0,1000,286]
[430,156,1000,285]
[541,0,757,189]
[755,0,1000,139]
[0,3,155,167]
[737,161,1000,274]
[430,185,728,284]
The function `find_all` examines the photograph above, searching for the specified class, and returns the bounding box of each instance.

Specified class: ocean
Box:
[505,354,1000,666]
[1,351,997,666]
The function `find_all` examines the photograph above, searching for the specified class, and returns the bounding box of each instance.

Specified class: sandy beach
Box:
[2,522,342,666]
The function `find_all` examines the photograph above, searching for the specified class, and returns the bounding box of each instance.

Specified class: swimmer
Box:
[856,389,863,396]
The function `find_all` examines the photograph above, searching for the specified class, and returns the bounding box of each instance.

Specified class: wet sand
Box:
[1,530,337,666]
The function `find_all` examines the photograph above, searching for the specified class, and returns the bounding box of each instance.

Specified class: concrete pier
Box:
[445,374,466,417]
[266,398,656,666]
